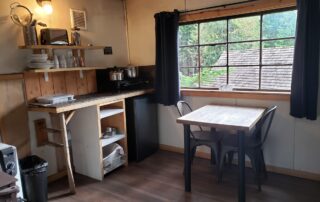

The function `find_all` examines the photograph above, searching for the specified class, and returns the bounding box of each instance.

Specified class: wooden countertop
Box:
[28,88,155,113]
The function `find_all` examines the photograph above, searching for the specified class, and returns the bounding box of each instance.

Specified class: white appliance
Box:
[36,94,75,105]
[0,143,24,199]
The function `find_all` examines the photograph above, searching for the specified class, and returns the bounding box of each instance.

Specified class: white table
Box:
[177,105,265,202]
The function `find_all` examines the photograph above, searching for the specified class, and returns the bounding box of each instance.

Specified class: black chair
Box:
[217,106,277,191]
[176,101,221,166]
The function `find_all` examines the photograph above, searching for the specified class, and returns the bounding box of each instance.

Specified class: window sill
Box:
[180,89,290,101]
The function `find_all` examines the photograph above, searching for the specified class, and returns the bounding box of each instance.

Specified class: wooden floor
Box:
[49,151,320,202]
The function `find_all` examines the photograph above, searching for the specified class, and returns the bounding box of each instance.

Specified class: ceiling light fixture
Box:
[37,0,53,14]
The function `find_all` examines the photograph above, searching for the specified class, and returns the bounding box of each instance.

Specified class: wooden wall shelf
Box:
[19,45,105,50]
[26,67,107,73]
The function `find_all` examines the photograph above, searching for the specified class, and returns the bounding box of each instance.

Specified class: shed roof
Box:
[205,47,294,90]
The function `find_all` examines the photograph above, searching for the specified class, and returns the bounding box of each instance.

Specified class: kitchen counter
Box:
[28,88,155,113]
[28,88,154,193]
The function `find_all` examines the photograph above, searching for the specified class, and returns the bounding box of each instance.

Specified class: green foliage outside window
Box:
[180,68,227,88]
[178,10,297,89]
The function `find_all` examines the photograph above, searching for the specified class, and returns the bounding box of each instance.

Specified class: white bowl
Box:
[29,54,48,62]
[27,61,54,69]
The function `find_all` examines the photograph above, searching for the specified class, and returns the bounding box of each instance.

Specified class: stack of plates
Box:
[27,54,54,69]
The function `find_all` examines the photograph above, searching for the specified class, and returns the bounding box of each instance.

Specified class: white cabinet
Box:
[68,99,128,181]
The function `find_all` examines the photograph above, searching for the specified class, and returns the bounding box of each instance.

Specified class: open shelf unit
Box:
[26,66,107,73]
[19,45,105,50]
[99,100,128,175]
[68,99,128,181]
[20,44,106,74]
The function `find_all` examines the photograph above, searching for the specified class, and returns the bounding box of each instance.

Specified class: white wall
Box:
[159,97,320,174]
[0,0,128,73]
[126,0,241,65]
[126,0,320,175]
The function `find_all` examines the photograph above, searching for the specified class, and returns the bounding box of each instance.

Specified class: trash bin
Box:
[20,155,48,202]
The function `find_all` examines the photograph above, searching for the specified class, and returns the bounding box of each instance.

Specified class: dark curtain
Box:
[290,0,320,120]
[154,10,180,106]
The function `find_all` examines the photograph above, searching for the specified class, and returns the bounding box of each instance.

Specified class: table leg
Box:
[59,113,76,194]
[184,124,191,192]
[238,131,246,202]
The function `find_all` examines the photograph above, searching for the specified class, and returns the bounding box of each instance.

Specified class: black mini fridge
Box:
[126,95,159,162]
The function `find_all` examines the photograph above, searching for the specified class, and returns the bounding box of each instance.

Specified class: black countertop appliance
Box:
[96,68,151,93]
[125,95,159,161]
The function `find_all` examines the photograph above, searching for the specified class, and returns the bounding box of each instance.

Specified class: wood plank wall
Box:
[24,70,97,102]
[179,0,296,23]
[0,74,30,158]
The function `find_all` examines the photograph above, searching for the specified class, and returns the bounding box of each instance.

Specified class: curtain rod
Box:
[179,0,258,14]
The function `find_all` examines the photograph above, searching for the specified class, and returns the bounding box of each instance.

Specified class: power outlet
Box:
[104,46,113,55]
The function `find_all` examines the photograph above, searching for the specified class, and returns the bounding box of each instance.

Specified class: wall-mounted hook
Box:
[44,72,49,82]
[79,70,84,79]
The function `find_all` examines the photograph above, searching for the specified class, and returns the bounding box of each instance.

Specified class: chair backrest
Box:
[176,101,203,131]
[251,106,277,148]
[176,101,192,116]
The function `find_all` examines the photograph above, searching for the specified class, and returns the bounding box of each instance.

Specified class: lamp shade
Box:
[37,0,53,14]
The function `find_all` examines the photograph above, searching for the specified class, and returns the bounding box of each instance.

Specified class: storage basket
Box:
[102,143,125,174]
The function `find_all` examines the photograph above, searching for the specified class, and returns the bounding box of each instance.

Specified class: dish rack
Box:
[102,143,126,174]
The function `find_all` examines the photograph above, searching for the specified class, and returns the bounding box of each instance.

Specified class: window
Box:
[178,9,297,91]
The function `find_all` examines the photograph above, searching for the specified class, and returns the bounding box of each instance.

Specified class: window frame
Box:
[178,8,297,92]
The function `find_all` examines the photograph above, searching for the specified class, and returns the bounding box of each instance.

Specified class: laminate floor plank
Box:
[48,151,320,202]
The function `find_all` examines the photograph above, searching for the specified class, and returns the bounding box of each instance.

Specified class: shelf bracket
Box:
[44,72,49,82]
[79,70,84,79]
[65,111,76,125]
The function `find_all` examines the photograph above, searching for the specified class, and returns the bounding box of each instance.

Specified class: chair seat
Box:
[221,134,260,149]
[190,130,221,166]
[191,130,223,142]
